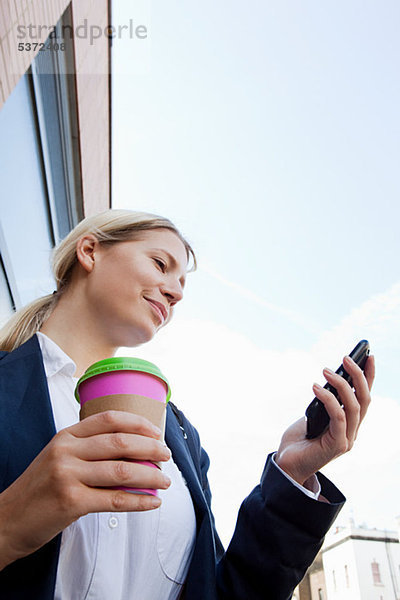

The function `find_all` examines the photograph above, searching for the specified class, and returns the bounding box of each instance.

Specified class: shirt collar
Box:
[36,332,77,379]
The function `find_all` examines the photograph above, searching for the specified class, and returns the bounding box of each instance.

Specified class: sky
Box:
[111,1,400,546]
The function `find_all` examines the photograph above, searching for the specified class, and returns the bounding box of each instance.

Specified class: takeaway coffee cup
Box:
[75,357,171,496]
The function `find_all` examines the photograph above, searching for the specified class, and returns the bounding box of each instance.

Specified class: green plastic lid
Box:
[75,356,171,403]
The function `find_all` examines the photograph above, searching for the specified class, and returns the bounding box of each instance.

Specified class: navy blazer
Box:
[0,336,345,599]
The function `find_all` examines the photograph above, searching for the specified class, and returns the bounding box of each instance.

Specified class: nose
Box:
[161,276,184,306]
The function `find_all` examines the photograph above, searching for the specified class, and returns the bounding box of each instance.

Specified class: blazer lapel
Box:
[165,406,220,599]
[165,404,209,523]
[0,335,56,490]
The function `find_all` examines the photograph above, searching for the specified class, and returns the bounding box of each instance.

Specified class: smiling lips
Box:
[145,298,168,324]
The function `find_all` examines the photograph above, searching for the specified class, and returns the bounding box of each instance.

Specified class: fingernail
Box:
[344,355,354,364]
[323,368,334,375]
[163,475,171,487]
[152,425,162,437]
[150,497,161,508]
[313,383,322,391]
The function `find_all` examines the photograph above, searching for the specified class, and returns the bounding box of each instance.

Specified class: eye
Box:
[153,258,166,272]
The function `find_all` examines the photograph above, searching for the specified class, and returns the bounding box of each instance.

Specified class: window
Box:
[332,570,337,592]
[344,564,350,588]
[0,6,83,315]
[371,560,382,585]
[0,73,55,306]
[318,589,324,600]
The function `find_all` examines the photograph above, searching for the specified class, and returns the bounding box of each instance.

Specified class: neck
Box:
[40,289,117,378]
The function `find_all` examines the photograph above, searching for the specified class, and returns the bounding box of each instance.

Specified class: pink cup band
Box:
[115,487,158,496]
[78,370,168,405]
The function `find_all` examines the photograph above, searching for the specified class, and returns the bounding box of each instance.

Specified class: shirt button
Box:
[108,516,118,529]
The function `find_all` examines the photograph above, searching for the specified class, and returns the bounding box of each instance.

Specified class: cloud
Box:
[311,281,400,359]
[322,394,400,532]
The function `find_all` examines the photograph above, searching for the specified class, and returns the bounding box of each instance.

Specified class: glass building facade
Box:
[0,10,83,327]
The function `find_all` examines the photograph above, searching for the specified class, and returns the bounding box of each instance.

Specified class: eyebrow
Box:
[150,248,187,288]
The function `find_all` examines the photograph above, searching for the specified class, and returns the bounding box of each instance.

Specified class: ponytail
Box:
[0,293,58,352]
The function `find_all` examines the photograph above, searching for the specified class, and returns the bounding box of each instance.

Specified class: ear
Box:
[76,235,99,273]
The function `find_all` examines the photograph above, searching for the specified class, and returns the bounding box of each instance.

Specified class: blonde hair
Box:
[0,209,196,352]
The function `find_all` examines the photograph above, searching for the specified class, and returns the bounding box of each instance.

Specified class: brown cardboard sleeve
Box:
[80,394,166,468]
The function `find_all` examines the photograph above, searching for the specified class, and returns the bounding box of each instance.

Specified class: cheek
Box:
[91,255,154,317]
[91,267,136,312]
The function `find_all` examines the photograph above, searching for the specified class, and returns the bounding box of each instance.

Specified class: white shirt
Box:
[36,332,197,600]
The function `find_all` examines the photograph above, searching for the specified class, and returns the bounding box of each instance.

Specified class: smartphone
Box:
[305,340,370,439]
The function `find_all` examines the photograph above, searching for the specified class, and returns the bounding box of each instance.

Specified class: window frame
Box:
[0,222,21,311]
[371,560,382,585]
[30,5,83,244]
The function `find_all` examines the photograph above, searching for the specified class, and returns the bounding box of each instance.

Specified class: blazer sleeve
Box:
[192,424,345,599]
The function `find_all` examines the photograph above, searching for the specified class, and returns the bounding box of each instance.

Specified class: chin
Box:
[126,326,158,348]
[107,322,157,349]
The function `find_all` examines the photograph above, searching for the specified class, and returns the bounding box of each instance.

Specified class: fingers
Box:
[312,383,348,448]
[343,355,373,424]
[81,487,162,514]
[80,460,171,491]
[49,411,172,517]
[61,411,171,465]
[67,411,162,440]
[314,354,374,448]
[322,369,360,444]
[75,432,171,463]
[364,355,375,391]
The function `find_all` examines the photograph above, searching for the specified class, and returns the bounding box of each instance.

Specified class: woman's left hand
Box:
[275,354,375,487]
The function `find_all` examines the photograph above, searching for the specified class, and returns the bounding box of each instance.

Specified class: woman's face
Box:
[82,228,188,347]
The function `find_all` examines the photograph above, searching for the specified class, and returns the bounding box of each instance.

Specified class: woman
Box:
[0,209,374,600]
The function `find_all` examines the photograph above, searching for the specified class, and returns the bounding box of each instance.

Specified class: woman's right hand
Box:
[0,410,171,570]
